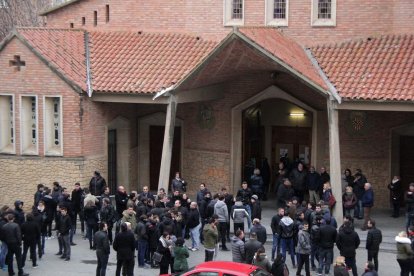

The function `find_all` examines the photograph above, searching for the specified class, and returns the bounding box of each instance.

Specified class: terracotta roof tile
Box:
[17,28,86,90]
[89,31,218,93]
[311,33,414,101]
[238,27,328,91]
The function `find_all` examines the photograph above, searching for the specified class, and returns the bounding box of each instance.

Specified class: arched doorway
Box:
[231,85,318,194]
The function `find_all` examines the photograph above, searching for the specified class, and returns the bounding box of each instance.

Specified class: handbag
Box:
[153,251,163,263]
[328,193,337,208]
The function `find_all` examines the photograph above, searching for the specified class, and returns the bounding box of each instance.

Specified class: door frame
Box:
[138,112,183,192]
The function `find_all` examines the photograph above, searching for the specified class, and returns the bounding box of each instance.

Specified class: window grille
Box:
[232,0,243,19]
[31,97,36,145]
[273,0,286,19]
[9,97,13,144]
[53,98,60,146]
[318,0,331,19]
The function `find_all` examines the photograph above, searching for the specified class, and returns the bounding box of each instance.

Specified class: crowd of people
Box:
[0,166,411,276]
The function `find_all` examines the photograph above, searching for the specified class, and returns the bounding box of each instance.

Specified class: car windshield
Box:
[250,268,271,276]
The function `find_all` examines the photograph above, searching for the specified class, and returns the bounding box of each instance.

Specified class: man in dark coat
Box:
[250,218,267,245]
[71,182,83,235]
[115,186,128,218]
[33,184,44,207]
[245,232,262,264]
[113,222,135,276]
[236,182,252,224]
[336,221,360,276]
[289,162,307,202]
[306,166,321,204]
[361,183,374,231]
[276,179,295,209]
[388,176,402,218]
[13,200,25,226]
[138,185,155,201]
[271,207,284,260]
[94,222,110,276]
[58,206,72,261]
[3,213,29,276]
[318,217,337,275]
[21,213,40,268]
[89,171,107,196]
[366,219,382,272]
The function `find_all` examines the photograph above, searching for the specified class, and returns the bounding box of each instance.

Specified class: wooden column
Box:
[158,95,177,193]
[327,97,343,224]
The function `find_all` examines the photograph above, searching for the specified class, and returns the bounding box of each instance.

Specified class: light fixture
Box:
[290,112,305,117]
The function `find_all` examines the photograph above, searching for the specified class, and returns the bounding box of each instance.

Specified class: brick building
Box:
[0,0,414,217]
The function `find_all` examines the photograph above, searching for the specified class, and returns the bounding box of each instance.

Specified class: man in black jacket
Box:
[366,219,382,272]
[244,232,262,264]
[187,202,201,251]
[250,218,267,245]
[270,208,284,260]
[21,213,40,268]
[94,222,110,276]
[317,217,337,275]
[135,215,149,268]
[3,213,29,276]
[71,182,83,235]
[115,186,129,218]
[58,207,72,261]
[113,223,135,276]
[89,171,107,196]
[336,221,360,276]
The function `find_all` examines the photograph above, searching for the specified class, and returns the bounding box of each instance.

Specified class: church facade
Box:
[1,0,414,216]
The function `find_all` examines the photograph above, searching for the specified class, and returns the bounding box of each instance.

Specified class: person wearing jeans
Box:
[317,218,337,275]
[135,215,149,268]
[279,212,295,267]
[270,208,284,260]
[187,202,201,250]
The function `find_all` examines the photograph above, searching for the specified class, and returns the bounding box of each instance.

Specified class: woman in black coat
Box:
[157,232,174,275]
[113,223,135,276]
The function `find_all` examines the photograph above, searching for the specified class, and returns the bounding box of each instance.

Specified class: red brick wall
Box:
[45,0,414,45]
[0,38,82,157]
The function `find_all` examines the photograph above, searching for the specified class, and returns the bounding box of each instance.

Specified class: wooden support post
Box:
[158,95,177,193]
[327,97,343,224]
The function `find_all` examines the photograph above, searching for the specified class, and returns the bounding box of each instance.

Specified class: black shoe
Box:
[64,258,70,261]
[55,252,62,255]
[221,247,230,251]
[18,273,29,276]
[60,255,67,259]
[70,242,76,246]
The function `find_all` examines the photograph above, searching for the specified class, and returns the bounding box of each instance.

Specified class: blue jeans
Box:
[244,204,252,229]
[271,233,280,260]
[40,234,46,255]
[310,242,319,268]
[406,213,413,232]
[0,242,7,269]
[356,200,364,218]
[318,248,333,275]
[190,224,201,249]
[96,250,109,276]
[137,240,148,267]
[281,238,295,266]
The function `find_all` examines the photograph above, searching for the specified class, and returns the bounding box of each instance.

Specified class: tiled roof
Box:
[311,34,414,101]
[17,28,87,90]
[89,31,218,93]
[238,27,328,91]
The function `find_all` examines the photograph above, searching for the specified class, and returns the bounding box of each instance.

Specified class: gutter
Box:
[84,31,93,97]
[305,48,342,104]
[152,85,175,100]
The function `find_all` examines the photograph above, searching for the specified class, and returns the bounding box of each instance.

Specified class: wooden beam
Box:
[158,95,177,193]
[327,98,343,224]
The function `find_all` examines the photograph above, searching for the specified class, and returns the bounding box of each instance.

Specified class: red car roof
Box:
[194,261,259,274]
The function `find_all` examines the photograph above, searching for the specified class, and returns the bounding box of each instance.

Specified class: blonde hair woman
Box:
[396,231,413,276]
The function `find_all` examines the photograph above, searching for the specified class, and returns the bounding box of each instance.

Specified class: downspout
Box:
[84,31,93,97]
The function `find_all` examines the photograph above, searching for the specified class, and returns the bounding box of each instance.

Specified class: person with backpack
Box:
[366,219,382,272]
[296,221,311,276]
[279,210,296,268]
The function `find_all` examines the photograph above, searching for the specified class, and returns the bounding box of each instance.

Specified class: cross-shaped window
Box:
[9,55,26,71]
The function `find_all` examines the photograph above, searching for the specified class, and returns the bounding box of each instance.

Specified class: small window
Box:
[0,95,15,154]
[266,0,289,26]
[21,96,38,155]
[224,0,244,26]
[44,97,63,156]
[105,5,110,23]
[82,17,86,26]
[70,23,74,28]
[94,11,97,26]
[311,0,336,26]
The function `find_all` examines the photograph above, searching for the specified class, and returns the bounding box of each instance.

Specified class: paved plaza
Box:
[7,205,403,276]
